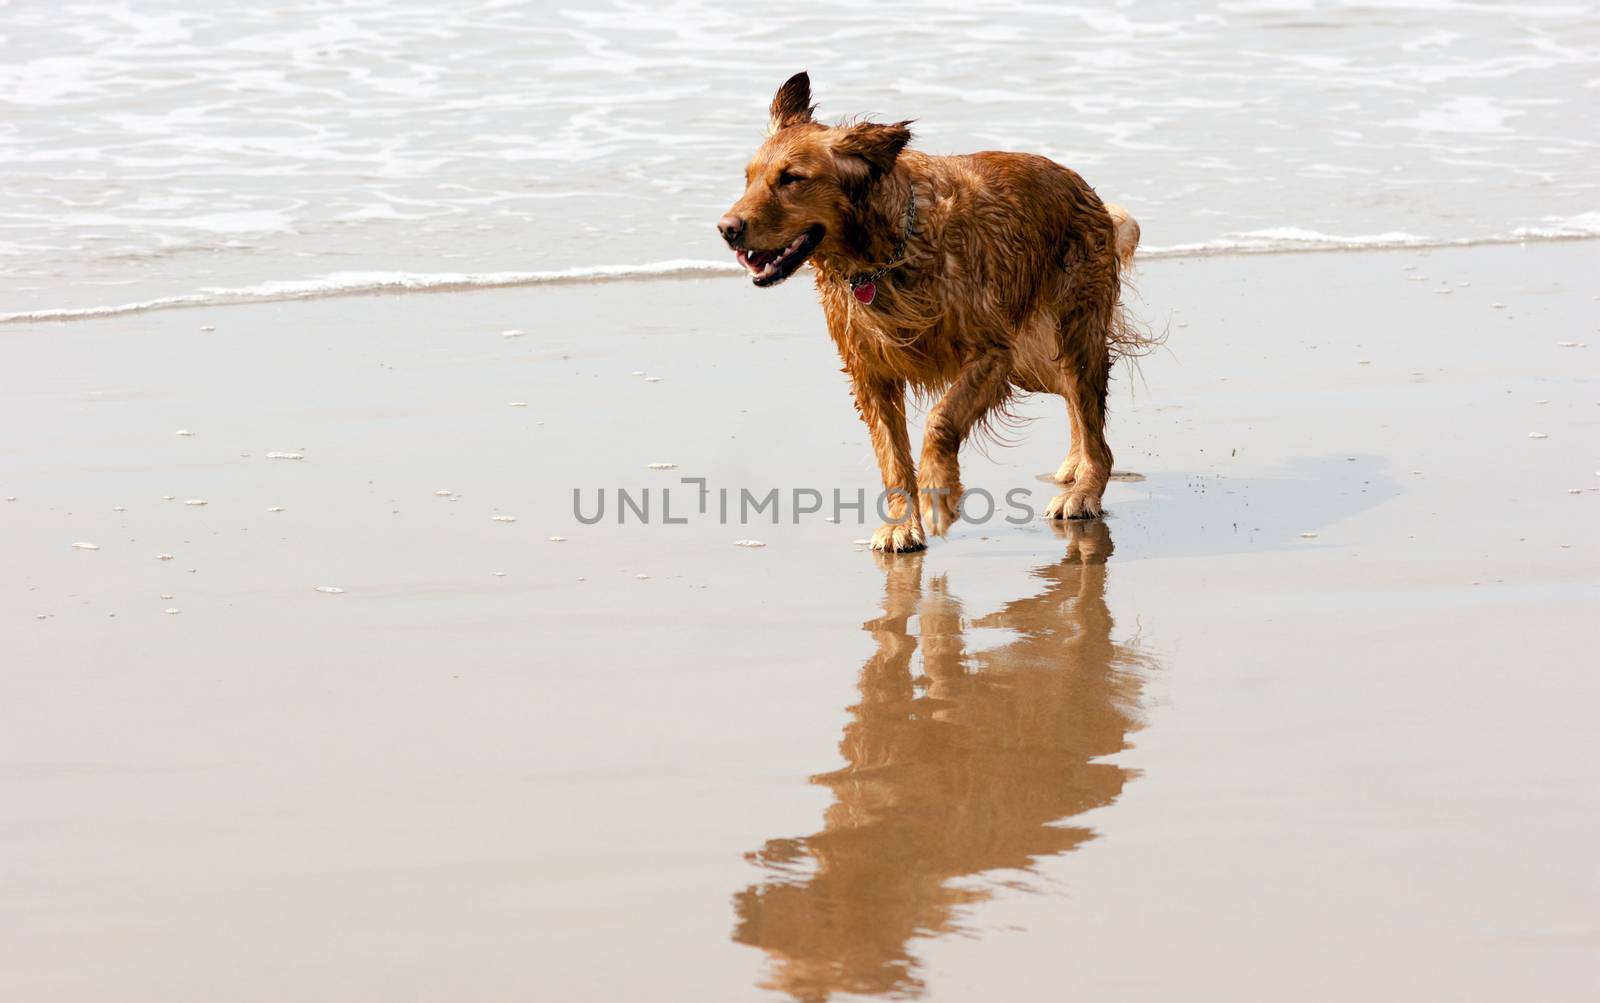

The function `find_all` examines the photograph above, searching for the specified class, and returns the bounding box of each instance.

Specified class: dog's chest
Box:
[823,289,960,385]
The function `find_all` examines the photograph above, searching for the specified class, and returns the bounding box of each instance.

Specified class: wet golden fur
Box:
[720,73,1145,551]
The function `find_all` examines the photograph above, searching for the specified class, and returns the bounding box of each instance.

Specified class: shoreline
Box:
[5,229,1598,326]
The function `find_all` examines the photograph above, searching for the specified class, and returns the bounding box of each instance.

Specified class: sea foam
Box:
[7,219,1598,325]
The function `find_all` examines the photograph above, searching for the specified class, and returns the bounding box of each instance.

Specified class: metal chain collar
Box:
[849,187,918,293]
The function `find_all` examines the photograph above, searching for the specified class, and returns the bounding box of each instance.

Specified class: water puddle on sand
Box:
[733,520,1157,1000]
[1034,470,1146,483]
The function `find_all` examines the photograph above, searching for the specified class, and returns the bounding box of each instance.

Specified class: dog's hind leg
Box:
[852,374,925,553]
[918,348,1014,536]
[1053,391,1085,484]
[1046,338,1113,521]
[1011,312,1083,486]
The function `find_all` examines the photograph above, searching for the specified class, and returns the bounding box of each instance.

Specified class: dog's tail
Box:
[1103,202,1161,362]
[1105,202,1140,272]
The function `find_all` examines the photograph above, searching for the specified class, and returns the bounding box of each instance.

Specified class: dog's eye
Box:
[777,170,806,187]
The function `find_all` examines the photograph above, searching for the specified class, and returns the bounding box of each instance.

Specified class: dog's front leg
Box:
[851,374,925,553]
[918,348,1014,535]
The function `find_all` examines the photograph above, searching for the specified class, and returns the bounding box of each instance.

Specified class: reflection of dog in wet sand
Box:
[718,72,1149,552]
[731,522,1154,1001]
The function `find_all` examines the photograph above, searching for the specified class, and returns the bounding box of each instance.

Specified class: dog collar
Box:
[849,188,917,306]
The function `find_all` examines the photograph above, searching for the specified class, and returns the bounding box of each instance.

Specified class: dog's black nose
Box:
[717,214,746,246]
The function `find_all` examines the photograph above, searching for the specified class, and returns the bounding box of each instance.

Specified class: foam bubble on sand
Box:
[643,376,663,383]
[156,553,173,561]
[184,499,207,506]
[548,535,567,542]
[265,450,304,460]
[175,429,194,436]
[266,506,285,512]
[160,594,174,600]
[734,539,766,548]
[164,608,181,615]
[647,463,677,470]
[1528,432,1549,439]
[71,541,99,550]
[502,329,525,338]
[634,573,650,579]
[492,515,517,522]
[508,402,528,407]
[314,585,344,594]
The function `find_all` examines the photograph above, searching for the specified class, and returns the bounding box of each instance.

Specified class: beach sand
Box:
[3,241,1597,1001]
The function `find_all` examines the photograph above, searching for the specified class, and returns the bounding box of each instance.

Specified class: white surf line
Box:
[1139,228,1600,260]
[0,260,744,324]
[4,229,1597,325]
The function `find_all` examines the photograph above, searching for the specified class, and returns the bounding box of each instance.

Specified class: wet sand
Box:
[3,241,1597,1001]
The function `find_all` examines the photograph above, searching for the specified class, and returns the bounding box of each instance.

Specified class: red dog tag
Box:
[853,281,876,305]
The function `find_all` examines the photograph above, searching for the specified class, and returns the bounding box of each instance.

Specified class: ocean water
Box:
[2,0,1597,321]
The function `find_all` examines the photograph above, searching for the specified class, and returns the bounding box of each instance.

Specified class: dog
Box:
[718,72,1145,552]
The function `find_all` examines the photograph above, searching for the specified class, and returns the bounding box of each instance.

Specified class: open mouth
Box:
[736,225,823,287]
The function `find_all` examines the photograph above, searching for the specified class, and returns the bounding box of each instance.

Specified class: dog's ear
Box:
[769,72,815,133]
[831,120,913,179]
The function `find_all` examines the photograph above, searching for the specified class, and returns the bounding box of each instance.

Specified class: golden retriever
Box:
[718,72,1144,552]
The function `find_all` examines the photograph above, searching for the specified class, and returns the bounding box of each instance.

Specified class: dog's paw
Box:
[1045,489,1103,521]
[870,521,926,553]
[917,482,963,537]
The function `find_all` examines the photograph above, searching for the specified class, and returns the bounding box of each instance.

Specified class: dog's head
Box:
[717,72,912,286]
